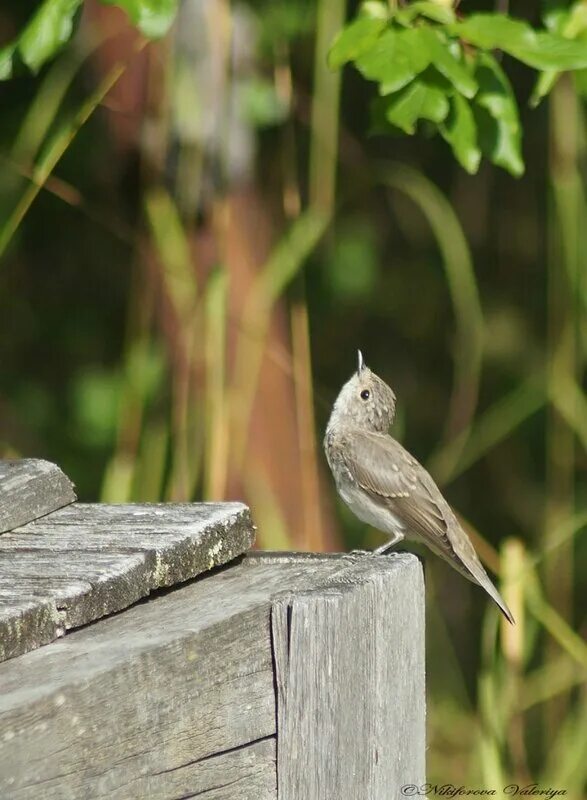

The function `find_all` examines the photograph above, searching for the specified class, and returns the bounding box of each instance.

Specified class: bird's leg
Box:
[347,530,404,557]
[372,530,404,555]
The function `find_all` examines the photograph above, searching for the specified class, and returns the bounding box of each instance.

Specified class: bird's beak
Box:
[357,349,365,373]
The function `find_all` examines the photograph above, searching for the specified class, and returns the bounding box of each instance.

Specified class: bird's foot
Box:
[372,538,402,555]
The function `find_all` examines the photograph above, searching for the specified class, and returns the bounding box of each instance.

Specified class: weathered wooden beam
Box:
[0,553,425,800]
[0,459,76,534]
[268,553,426,799]
[0,502,254,662]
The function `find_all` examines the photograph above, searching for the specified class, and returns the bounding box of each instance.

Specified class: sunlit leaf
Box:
[360,2,389,22]
[381,78,450,133]
[450,13,538,51]
[19,0,83,73]
[419,27,477,98]
[514,32,587,70]
[474,106,524,177]
[396,1,456,26]
[453,12,587,70]
[530,69,560,107]
[328,16,386,69]
[558,1,587,39]
[356,27,432,94]
[474,51,519,124]
[530,3,587,105]
[0,45,14,80]
[472,52,524,176]
[440,94,481,174]
[99,0,178,39]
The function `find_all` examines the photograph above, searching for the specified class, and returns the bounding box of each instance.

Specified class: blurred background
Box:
[1,0,586,793]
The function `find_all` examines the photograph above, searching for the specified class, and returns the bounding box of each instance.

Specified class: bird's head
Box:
[328,350,397,434]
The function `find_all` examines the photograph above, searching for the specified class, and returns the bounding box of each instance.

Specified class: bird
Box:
[324,350,514,624]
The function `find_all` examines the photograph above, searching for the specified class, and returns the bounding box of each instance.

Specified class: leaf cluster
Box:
[329,0,587,175]
[0,0,178,80]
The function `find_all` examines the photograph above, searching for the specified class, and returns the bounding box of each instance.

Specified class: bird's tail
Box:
[457,555,515,625]
[424,532,515,624]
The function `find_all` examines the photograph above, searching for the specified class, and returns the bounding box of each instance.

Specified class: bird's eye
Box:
[360,389,370,400]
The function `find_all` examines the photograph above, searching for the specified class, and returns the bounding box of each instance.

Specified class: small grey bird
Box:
[324,351,514,624]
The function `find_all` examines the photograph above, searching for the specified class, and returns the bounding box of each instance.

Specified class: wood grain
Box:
[0,553,425,799]
[0,459,76,534]
[271,552,426,799]
[0,502,254,662]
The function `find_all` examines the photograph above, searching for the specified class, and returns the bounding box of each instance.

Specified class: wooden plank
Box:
[0,553,425,800]
[270,552,426,799]
[0,557,339,799]
[0,459,76,534]
[143,738,277,799]
[0,502,254,662]
[0,593,58,662]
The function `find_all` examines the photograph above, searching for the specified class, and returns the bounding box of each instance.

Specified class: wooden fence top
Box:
[0,460,427,798]
[0,461,255,663]
[0,552,426,799]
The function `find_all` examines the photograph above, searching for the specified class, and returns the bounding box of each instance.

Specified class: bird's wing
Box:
[342,430,452,551]
[342,430,514,624]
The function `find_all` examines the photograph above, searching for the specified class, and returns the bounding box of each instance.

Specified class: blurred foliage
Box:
[330,0,587,174]
[0,0,177,79]
[0,0,586,793]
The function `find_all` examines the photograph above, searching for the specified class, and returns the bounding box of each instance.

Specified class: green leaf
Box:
[99,0,178,39]
[474,105,524,177]
[359,1,389,21]
[452,11,587,70]
[513,32,587,70]
[543,5,569,34]
[530,3,587,105]
[0,45,14,80]
[19,0,83,73]
[0,0,177,80]
[381,78,450,133]
[419,28,477,98]
[530,69,560,107]
[472,52,523,176]
[395,1,456,26]
[328,16,386,69]
[369,98,407,136]
[474,52,519,125]
[560,2,587,39]
[440,94,481,174]
[450,13,537,51]
[356,27,432,94]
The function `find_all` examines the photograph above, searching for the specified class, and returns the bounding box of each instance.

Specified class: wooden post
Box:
[269,553,426,799]
[0,460,425,798]
[0,553,424,799]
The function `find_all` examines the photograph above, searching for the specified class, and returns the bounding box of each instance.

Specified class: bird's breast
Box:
[337,476,406,537]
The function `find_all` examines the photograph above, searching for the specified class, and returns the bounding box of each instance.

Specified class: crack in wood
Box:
[173,773,249,800]
[152,734,276,778]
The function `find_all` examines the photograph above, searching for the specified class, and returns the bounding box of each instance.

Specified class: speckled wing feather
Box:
[342,431,455,550]
[342,430,514,624]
